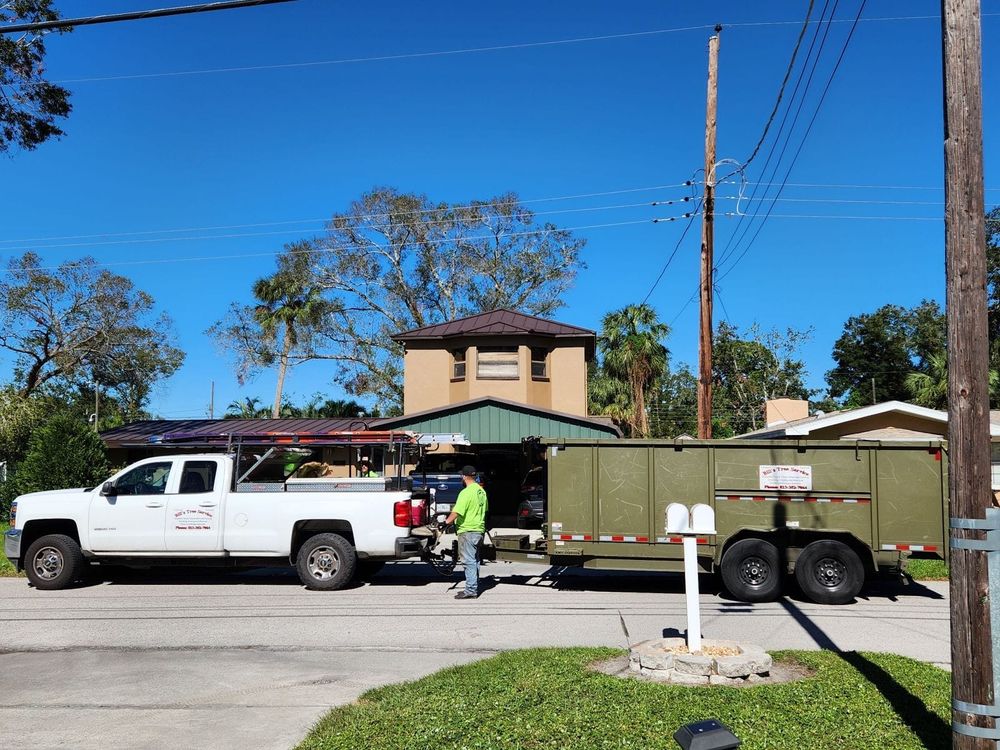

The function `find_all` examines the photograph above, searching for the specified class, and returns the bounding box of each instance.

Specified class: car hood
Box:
[17,487,91,503]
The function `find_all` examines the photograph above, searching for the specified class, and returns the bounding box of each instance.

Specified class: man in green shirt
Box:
[445,465,488,599]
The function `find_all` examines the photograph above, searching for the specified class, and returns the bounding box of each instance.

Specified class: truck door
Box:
[165,459,225,552]
[89,460,173,551]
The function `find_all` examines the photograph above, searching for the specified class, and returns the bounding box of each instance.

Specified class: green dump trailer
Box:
[491,438,948,604]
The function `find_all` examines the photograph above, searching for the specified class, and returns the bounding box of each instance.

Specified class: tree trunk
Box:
[272,331,292,419]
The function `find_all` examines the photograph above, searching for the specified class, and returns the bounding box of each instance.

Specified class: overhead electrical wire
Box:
[36,13,1000,85]
[642,199,703,306]
[716,0,869,283]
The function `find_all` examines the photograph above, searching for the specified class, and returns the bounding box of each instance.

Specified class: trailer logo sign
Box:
[759,465,812,491]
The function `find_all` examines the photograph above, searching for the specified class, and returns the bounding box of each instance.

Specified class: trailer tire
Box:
[24,534,85,590]
[795,540,864,605]
[296,533,357,591]
[721,538,783,602]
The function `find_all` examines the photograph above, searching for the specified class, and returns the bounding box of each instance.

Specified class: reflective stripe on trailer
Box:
[597,535,650,543]
[554,534,592,541]
[716,495,871,505]
[654,536,709,544]
[881,543,939,552]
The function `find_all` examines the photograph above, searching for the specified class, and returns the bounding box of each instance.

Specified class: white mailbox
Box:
[665,503,691,534]
[663,502,719,654]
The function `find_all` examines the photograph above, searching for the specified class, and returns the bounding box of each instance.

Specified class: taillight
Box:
[394,500,412,527]
[9,501,16,529]
[410,498,427,526]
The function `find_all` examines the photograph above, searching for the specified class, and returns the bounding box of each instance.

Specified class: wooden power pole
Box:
[697,27,720,440]
[942,1,995,747]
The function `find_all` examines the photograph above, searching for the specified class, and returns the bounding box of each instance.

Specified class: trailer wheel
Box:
[721,538,782,602]
[24,534,85,591]
[795,540,864,605]
[296,533,357,591]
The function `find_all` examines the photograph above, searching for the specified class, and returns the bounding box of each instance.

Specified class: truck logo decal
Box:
[173,508,214,530]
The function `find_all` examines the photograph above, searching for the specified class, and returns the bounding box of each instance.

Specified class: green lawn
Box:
[0,522,22,577]
[907,558,949,581]
[297,648,950,750]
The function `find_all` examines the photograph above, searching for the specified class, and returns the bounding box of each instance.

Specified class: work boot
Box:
[454,591,477,600]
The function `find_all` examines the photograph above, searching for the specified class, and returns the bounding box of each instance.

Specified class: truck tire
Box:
[721,538,783,603]
[24,534,85,591]
[296,533,357,591]
[794,540,865,605]
[356,560,385,581]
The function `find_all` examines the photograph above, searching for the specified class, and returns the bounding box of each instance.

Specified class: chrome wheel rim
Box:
[32,546,64,581]
[307,546,339,581]
[739,555,770,587]
[814,556,847,588]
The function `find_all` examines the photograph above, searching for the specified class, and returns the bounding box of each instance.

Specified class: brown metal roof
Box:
[392,308,595,342]
[100,417,376,448]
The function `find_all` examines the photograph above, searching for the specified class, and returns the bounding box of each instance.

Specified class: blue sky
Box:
[2,0,999,417]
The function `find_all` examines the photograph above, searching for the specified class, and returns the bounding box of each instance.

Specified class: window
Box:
[452,349,466,380]
[179,461,218,494]
[531,347,548,379]
[115,462,172,496]
[992,444,1000,490]
[477,346,519,379]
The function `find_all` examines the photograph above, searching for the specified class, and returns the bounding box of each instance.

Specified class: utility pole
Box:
[209,381,215,419]
[697,26,721,440]
[942,1,994,747]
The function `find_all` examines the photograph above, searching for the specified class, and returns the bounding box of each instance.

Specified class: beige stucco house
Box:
[391,308,595,417]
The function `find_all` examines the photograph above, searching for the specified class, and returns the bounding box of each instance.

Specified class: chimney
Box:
[765,398,810,427]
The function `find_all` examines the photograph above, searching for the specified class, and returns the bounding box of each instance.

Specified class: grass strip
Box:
[297,647,950,750]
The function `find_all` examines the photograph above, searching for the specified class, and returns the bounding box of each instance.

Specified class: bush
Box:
[12,412,110,497]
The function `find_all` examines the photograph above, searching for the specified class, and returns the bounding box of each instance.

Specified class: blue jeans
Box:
[459,532,483,596]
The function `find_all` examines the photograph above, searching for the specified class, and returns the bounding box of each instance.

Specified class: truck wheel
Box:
[356,560,385,581]
[24,534,85,591]
[296,533,357,591]
[721,538,783,602]
[795,540,865,605]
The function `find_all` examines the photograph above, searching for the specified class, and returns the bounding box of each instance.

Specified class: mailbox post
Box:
[665,503,718,654]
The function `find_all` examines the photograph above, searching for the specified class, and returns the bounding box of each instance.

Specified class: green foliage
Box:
[11,412,109,498]
[712,322,813,436]
[648,364,698,438]
[589,304,669,437]
[826,301,945,407]
[0,1,71,152]
[0,253,184,416]
[907,558,949,580]
[210,246,334,418]
[297,648,950,750]
[309,187,587,409]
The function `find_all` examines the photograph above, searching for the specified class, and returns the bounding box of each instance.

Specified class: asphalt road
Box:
[0,561,950,750]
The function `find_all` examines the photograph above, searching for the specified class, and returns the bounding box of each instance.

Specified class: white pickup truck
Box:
[4,447,433,591]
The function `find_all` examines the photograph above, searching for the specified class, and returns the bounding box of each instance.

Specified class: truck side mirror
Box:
[100,481,117,497]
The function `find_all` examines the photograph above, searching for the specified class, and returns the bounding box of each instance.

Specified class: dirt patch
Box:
[589,655,815,687]
[658,644,740,657]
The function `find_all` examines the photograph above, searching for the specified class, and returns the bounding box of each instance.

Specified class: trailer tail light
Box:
[394,500,412,527]
[410,498,427,526]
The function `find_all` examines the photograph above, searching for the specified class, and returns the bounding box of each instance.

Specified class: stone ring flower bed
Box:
[628,637,773,685]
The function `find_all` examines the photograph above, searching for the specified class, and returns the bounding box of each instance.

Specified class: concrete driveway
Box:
[0,562,950,750]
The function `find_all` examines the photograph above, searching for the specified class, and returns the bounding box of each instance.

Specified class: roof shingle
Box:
[392,308,594,341]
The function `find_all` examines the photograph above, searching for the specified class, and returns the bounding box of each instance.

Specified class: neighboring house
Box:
[740,397,1000,490]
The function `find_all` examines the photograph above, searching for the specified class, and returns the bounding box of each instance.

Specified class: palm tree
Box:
[252,252,332,419]
[593,304,670,437]
[295,395,368,418]
[906,351,1000,409]
[224,397,270,419]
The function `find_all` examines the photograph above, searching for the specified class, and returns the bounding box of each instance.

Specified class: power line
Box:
[0,183,693,246]
[0,197,683,253]
[7,216,681,272]
[41,13,1000,85]
[0,0,295,34]
[717,0,869,283]
[642,200,703,305]
[736,181,1000,192]
[741,0,816,169]
[717,212,942,221]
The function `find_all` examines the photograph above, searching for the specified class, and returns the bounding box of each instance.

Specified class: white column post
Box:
[683,535,702,653]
